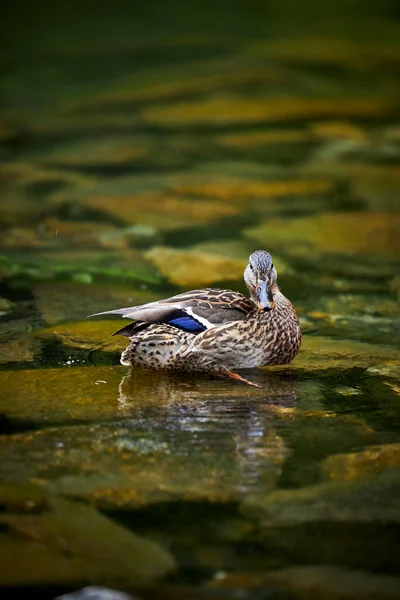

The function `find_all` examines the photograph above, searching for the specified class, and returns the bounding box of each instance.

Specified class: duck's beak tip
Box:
[255,277,274,310]
[256,299,274,310]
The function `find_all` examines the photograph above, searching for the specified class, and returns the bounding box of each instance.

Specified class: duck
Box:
[89,250,301,386]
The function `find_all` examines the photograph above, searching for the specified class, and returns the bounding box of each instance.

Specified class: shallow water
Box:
[1,2,400,598]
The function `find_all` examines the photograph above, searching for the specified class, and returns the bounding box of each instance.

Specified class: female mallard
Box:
[90,250,301,386]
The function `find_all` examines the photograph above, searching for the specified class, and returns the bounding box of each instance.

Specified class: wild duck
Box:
[89,250,301,386]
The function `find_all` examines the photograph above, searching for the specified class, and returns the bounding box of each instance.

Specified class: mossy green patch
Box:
[0,248,161,286]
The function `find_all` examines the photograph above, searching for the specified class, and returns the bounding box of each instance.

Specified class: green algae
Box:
[0,249,162,287]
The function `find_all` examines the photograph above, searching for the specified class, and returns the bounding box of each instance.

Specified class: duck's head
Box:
[244,250,277,310]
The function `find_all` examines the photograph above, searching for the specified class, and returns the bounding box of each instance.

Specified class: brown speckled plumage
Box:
[89,250,301,384]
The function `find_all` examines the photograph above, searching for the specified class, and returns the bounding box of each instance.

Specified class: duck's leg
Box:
[224,370,261,388]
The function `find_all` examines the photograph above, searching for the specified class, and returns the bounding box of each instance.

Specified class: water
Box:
[1,2,400,598]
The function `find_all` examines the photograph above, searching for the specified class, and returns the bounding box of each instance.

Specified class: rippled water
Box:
[1,2,400,598]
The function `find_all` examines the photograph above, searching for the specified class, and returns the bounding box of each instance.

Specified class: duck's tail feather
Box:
[88,304,182,322]
[88,308,132,318]
[89,304,208,334]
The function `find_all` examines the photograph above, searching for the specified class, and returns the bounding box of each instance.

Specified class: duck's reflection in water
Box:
[117,368,298,495]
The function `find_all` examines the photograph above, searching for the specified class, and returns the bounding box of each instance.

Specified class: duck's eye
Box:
[271,263,274,269]
[249,264,254,271]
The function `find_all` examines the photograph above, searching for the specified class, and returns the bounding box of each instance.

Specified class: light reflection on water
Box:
[116,368,307,497]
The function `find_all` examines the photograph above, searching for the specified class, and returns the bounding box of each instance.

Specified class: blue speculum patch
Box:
[167,315,206,332]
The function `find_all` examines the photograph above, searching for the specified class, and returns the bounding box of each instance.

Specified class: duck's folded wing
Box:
[88,288,255,333]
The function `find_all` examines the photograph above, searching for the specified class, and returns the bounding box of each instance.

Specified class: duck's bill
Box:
[256,278,275,310]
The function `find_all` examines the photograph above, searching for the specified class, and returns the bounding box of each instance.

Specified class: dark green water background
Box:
[1,2,400,598]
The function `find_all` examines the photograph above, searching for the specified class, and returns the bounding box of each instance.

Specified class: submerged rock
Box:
[31,136,150,169]
[190,239,291,274]
[367,361,400,380]
[141,97,395,127]
[242,468,400,525]
[66,59,285,110]
[290,335,400,372]
[145,246,246,287]
[0,417,288,509]
[169,178,333,201]
[34,281,158,325]
[0,483,176,587]
[0,162,93,228]
[303,310,400,348]
[209,565,400,599]
[390,275,400,301]
[319,444,400,482]
[0,297,13,314]
[39,320,126,353]
[0,368,297,508]
[245,212,400,258]
[0,482,49,513]
[215,128,311,149]
[0,335,40,364]
[240,468,400,571]
[0,366,124,424]
[82,192,238,231]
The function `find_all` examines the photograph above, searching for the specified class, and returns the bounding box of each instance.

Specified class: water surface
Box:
[1,2,400,598]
